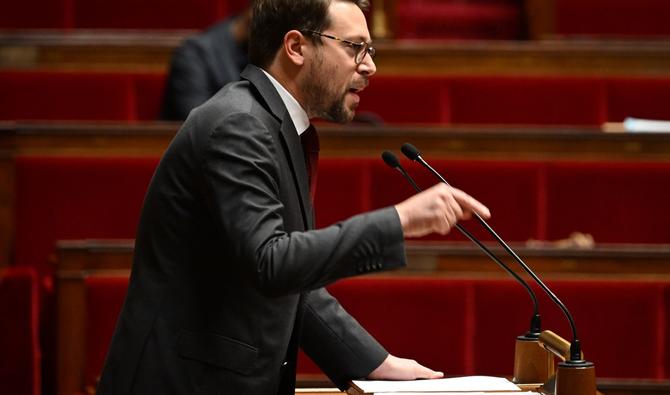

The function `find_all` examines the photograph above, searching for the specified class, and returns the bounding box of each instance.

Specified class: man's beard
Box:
[303,56,354,124]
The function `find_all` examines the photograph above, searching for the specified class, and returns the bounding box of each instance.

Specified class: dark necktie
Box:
[300,124,319,201]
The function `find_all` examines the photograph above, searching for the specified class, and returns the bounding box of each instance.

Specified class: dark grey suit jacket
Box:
[160,17,248,121]
[97,65,407,395]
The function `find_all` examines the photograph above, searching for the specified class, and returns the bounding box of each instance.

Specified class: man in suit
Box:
[98,0,490,394]
[160,6,251,121]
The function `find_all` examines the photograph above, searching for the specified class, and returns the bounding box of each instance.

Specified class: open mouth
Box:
[349,80,368,94]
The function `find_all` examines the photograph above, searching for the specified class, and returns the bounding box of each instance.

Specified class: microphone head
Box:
[381,150,401,168]
[400,143,421,161]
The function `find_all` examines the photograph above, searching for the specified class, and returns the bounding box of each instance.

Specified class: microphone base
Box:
[513,335,554,384]
[541,360,596,395]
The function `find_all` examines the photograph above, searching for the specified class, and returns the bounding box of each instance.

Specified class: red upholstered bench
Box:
[472,279,666,379]
[62,270,670,389]
[555,0,670,38]
[13,156,159,278]
[364,76,670,126]
[606,77,670,122]
[0,0,68,28]
[447,76,607,125]
[4,72,670,125]
[544,161,670,244]
[314,158,373,228]
[299,277,667,380]
[0,70,165,121]
[0,267,41,395]
[0,71,135,121]
[83,277,129,391]
[14,156,670,286]
[395,0,523,40]
[357,76,450,125]
[298,277,474,376]
[368,159,543,242]
[0,0,248,29]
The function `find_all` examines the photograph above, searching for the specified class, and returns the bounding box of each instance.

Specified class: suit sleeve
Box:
[301,288,388,390]
[199,112,407,296]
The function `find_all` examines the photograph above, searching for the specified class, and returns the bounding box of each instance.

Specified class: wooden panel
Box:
[55,240,132,395]
[3,122,670,161]
[405,242,670,280]
[4,32,670,76]
[55,239,670,279]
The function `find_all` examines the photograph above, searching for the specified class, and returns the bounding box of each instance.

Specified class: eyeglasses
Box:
[303,30,376,65]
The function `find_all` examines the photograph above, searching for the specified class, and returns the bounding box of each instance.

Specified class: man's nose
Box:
[357,54,377,76]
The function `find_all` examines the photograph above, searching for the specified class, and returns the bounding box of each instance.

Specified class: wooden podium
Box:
[341,330,597,395]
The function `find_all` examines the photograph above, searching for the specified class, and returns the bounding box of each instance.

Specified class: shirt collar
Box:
[261,69,311,135]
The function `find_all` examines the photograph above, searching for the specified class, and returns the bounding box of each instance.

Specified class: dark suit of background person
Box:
[160,13,250,121]
[97,63,407,395]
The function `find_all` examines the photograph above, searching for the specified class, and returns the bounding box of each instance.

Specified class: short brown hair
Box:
[249,0,370,68]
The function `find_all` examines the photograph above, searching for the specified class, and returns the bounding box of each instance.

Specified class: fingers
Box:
[367,354,444,381]
[413,363,444,380]
[395,183,491,238]
[451,187,491,219]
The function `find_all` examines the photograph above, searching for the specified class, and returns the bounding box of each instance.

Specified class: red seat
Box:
[358,76,449,125]
[0,0,68,29]
[369,159,542,242]
[298,277,473,375]
[447,76,606,125]
[0,70,166,121]
[84,277,129,389]
[606,77,670,122]
[556,0,670,38]
[545,161,670,243]
[133,72,168,121]
[0,0,248,30]
[0,267,41,395]
[472,279,666,379]
[548,280,665,379]
[0,71,134,121]
[13,157,159,278]
[68,274,670,382]
[73,0,220,29]
[396,0,523,40]
[314,158,372,228]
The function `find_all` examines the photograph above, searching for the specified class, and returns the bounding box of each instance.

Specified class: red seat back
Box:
[556,0,670,37]
[84,277,129,388]
[13,157,159,277]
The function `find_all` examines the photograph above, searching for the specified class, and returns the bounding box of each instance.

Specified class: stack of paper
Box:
[623,117,670,133]
[348,376,532,394]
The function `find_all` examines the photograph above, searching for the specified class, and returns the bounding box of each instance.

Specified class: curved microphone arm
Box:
[400,144,582,361]
[382,151,541,337]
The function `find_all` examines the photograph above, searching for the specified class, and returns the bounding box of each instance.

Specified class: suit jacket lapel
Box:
[240,65,314,230]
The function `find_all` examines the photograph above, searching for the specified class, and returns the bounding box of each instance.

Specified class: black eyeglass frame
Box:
[302,30,375,65]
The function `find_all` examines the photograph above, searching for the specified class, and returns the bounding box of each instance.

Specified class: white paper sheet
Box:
[351,376,522,393]
[623,117,670,133]
[382,393,541,395]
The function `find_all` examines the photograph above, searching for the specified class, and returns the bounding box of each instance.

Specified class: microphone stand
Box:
[381,151,552,384]
[399,144,596,395]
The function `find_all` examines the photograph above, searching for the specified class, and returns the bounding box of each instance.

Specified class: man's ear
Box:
[283,30,307,66]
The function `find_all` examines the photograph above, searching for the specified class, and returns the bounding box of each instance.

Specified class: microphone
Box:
[382,150,541,337]
[399,143,585,364]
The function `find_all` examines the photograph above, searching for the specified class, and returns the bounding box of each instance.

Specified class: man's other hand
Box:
[367,354,444,381]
